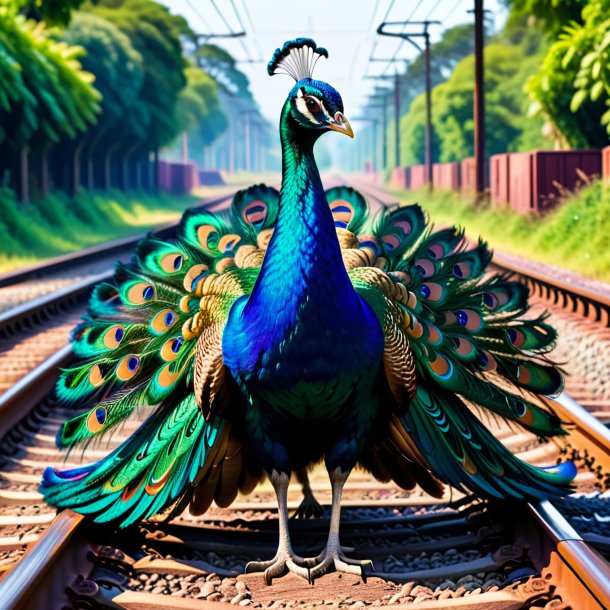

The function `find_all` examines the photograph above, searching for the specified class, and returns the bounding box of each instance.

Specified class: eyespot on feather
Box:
[156,363,181,388]
[382,234,401,251]
[428,354,453,379]
[242,200,268,228]
[197,224,219,250]
[426,323,443,345]
[413,259,435,278]
[116,355,140,381]
[420,282,443,302]
[330,200,354,228]
[183,264,209,293]
[393,220,411,235]
[454,309,482,332]
[161,337,183,361]
[88,364,104,387]
[427,244,445,259]
[86,407,106,433]
[218,233,241,253]
[454,337,475,357]
[151,309,178,335]
[126,282,155,305]
[103,325,124,349]
[483,292,499,310]
[507,328,524,348]
[160,253,185,274]
[516,364,532,384]
[453,262,471,279]
[478,350,497,372]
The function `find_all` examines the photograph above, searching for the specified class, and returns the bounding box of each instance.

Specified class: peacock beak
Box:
[327,112,354,138]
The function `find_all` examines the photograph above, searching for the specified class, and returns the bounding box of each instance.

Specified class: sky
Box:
[163,0,508,128]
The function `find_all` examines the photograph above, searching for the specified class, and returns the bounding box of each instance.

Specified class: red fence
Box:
[433,162,461,191]
[490,149,601,213]
[603,146,610,184]
[409,165,427,191]
[158,161,200,195]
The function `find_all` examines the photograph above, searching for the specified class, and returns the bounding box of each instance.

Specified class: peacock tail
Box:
[338,196,575,498]
[41,183,574,528]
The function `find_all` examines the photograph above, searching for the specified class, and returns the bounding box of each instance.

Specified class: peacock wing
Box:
[40,185,277,525]
[341,195,575,499]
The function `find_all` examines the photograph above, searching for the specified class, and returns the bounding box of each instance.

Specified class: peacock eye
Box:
[305,96,322,112]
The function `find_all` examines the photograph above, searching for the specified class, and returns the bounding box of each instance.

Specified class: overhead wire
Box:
[441,0,467,24]
[381,0,425,75]
[185,0,213,33]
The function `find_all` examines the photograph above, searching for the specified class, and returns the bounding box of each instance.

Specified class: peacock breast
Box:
[222,287,384,417]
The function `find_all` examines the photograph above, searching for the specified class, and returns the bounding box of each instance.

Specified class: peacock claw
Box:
[305,548,373,582]
[291,492,325,519]
[245,552,310,585]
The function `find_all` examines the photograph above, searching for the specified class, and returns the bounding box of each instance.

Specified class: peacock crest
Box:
[268,37,328,81]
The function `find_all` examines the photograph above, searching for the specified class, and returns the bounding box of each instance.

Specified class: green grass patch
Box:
[0,188,201,273]
[389,180,610,282]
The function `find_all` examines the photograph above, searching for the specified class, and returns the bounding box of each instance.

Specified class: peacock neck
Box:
[247,102,353,317]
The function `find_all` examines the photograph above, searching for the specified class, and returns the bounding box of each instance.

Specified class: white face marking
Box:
[296,95,321,124]
[294,93,333,127]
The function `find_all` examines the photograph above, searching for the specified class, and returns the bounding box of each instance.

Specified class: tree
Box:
[526,0,610,148]
[504,0,588,36]
[400,44,550,164]
[9,0,86,25]
[0,6,100,199]
[561,0,610,141]
[61,11,145,190]
[87,0,188,150]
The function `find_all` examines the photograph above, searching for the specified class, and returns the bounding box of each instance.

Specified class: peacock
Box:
[41,38,576,584]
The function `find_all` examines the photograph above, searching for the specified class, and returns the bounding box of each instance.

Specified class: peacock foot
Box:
[245,549,310,585]
[305,546,374,582]
[291,492,325,519]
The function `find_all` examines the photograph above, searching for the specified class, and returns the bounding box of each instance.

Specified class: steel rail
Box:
[0,271,112,334]
[0,510,84,610]
[528,500,610,610]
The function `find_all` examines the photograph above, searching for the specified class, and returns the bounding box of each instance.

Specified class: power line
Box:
[442,0,467,24]
[368,0,382,29]
[424,0,444,19]
[210,0,236,33]
[240,0,255,31]
[185,0,213,33]
[381,0,425,75]
[230,0,247,31]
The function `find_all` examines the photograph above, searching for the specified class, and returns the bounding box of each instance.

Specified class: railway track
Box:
[0,179,609,609]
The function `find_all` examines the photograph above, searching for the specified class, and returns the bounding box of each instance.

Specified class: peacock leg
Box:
[245,470,310,585]
[292,468,325,519]
[306,467,374,581]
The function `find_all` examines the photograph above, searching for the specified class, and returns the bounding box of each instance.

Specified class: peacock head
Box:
[268,38,354,139]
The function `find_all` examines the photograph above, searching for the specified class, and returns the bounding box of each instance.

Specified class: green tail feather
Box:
[41,394,226,528]
[325,186,369,233]
[400,385,575,499]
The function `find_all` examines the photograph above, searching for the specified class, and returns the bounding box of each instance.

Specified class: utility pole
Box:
[377,20,440,191]
[365,77,394,171]
[474,0,486,197]
[368,62,406,169]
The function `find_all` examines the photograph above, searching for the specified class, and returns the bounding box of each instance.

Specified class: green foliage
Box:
[401,43,552,164]
[61,12,145,140]
[505,0,588,35]
[178,65,227,147]
[11,0,85,25]
[87,0,189,148]
[0,6,100,148]
[391,180,610,281]
[0,186,199,272]
[562,0,610,139]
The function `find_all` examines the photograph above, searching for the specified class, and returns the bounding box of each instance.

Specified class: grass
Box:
[0,187,203,273]
[388,180,610,283]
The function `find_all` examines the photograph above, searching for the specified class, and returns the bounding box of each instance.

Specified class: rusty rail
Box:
[0,510,84,610]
